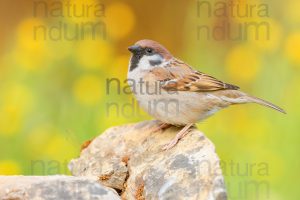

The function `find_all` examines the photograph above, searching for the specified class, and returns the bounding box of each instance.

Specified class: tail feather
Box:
[246,95,286,114]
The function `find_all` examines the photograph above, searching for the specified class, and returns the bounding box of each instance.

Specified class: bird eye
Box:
[146,48,153,54]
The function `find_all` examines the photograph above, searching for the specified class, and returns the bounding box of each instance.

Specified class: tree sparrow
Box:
[127,39,286,150]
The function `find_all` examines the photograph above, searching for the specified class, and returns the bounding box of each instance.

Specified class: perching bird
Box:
[127,39,286,150]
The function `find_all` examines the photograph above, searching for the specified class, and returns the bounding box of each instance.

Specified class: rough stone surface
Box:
[0,175,120,200]
[69,120,227,200]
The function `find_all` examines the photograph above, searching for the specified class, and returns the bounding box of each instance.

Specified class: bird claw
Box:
[161,123,194,151]
[161,138,179,150]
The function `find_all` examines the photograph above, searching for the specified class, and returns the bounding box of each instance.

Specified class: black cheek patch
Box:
[149,59,162,66]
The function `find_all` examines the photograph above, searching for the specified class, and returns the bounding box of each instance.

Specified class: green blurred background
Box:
[0,0,299,199]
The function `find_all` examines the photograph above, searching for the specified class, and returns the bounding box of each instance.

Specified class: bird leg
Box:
[149,122,172,134]
[162,123,194,150]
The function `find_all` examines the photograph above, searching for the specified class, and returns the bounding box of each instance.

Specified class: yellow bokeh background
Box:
[0,0,299,199]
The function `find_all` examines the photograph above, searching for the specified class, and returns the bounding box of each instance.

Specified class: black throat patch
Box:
[129,54,143,71]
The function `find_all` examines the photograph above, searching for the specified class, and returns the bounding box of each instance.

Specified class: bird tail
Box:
[245,95,286,114]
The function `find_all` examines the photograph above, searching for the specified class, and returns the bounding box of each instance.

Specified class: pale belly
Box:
[133,89,227,126]
[127,70,229,126]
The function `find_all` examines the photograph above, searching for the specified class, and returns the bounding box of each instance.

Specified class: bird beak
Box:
[128,45,141,53]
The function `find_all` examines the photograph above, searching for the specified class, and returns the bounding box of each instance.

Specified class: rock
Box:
[0,175,120,200]
[69,120,227,200]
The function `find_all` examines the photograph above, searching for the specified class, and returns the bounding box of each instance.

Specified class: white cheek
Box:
[138,56,151,70]
[149,54,163,62]
[138,55,164,70]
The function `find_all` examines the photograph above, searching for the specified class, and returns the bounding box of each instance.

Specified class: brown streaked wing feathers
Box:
[150,59,239,92]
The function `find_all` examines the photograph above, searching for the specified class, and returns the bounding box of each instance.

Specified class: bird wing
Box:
[149,59,239,92]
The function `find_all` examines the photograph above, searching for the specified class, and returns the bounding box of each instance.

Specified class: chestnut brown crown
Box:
[128,39,173,60]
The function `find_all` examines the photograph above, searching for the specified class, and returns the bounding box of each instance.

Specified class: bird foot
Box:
[149,122,172,134]
[162,123,194,151]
